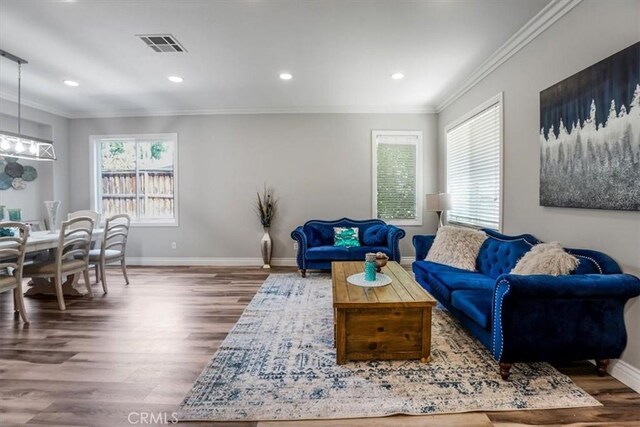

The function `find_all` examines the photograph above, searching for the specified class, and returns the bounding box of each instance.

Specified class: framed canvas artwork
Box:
[540,41,640,211]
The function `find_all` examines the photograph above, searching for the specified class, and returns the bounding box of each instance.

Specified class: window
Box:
[372,130,423,226]
[90,134,178,226]
[445,94,502,230]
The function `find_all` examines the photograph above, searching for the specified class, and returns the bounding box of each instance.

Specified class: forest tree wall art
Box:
[540,42,640,211]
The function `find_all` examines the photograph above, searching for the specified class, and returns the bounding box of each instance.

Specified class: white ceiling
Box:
[0,0,550,118]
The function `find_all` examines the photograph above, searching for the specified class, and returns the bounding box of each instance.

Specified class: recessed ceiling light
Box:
[63,80,79,87]
[391,73,404,80]
[168,76,184,83]
[279,73,293,81]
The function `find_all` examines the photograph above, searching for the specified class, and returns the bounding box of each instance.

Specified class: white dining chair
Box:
[0,222,30,323]
[23,216,95,311]
[89,214,131,293]
[68,210,101,228]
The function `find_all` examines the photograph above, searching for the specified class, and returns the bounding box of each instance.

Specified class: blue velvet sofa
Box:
[413,229,640,380]
[291,218,405,277]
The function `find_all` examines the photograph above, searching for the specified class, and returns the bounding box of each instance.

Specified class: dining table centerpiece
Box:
[44,200,61,233]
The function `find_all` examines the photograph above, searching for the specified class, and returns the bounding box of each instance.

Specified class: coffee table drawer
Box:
[344,307,423,360]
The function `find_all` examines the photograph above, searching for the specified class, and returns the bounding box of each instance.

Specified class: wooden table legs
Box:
[335,309,347,365]
[24,273,89,297]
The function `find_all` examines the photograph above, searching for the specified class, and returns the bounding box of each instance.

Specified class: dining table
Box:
[0,228,104,297]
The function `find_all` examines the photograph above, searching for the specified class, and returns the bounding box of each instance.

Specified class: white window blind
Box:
[372,130,423,226]
[446,99,502,230]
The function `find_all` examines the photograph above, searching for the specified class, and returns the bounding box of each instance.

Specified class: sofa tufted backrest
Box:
[476,230,539,279]
[303,218,387,247]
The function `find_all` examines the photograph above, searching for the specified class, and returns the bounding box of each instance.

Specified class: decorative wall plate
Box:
[5,162,24,178]
[22,166,37,181]
[11,177,26,190]
[0,172,12,190]
[0,160,38,190]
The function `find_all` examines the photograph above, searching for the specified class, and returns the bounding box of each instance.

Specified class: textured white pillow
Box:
[511,242,579,276]
[425,226,487,271]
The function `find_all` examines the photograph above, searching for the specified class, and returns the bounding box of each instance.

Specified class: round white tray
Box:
[347,272,393,288]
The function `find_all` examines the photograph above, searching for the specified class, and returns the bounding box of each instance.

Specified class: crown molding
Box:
[436,0,583,113]
[1,0,580,119]
[0,91,73,119]
[66,104,437,119]
[0,93,436,119]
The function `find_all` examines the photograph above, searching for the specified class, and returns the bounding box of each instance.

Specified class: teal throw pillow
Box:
[333,227,360,248]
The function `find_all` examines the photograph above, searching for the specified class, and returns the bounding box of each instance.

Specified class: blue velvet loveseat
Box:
[291,218,405,277]
[413,229,640,380]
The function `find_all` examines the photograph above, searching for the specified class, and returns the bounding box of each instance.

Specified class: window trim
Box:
[444,92,503,231]
[371,130,423,226]
[89,133,179,227]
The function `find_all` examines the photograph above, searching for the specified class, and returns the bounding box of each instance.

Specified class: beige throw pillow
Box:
[425,226,487,271]
[511,242,578,276]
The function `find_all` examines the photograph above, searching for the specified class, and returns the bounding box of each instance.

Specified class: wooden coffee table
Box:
[332,261,436,365]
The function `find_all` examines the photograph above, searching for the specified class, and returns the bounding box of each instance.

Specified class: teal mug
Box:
[7,208,22,221]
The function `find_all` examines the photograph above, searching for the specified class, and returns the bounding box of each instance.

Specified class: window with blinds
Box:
[446,95,502,230]
[372,130,423,226]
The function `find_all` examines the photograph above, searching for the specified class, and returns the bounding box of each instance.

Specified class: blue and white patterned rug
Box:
[177,273,600,421]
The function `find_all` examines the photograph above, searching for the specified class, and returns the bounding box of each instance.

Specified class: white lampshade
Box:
[425,193,452,212]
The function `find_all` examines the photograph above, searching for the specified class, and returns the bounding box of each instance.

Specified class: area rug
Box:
[177,273,600,421]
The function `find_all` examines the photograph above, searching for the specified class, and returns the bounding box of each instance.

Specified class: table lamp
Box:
[425,193,452,228]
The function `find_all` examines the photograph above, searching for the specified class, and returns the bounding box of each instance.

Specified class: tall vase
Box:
[261,227,273,269]
[44,200,60,234]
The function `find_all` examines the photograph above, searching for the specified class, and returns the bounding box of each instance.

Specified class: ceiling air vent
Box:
[137,34,186,53]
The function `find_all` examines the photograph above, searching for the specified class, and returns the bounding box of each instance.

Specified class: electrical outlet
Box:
[171,242,177,250]
[293,242,298,251]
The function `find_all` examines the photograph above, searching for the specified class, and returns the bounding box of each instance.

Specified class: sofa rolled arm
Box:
[291,226,308,269]
[495,273,640,299]
[386,226,406,261]
[491,273,640,363]
[412,235,436,261]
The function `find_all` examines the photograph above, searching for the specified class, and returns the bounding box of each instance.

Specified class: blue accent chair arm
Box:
[412,235,436,261]
[491,274,640,363]
[386,226,406,261]
[291,226,308,270]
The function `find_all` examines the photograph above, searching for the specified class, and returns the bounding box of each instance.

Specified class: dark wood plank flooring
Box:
[1,266,638,426]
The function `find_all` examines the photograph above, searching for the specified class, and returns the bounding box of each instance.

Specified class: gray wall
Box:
[437,0,640,373]
[0,99,71,222]
[69,113,439,261]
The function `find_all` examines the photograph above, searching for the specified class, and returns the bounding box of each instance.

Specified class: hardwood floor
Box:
[1,266,639,426]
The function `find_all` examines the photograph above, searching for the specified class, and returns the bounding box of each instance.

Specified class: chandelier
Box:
[0,50,56,161]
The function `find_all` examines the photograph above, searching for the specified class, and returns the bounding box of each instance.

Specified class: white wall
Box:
[69,113,439,261]
[438,0,640,376]
[0,100,70,223]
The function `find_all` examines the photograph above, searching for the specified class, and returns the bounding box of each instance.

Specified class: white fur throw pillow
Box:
[511,242,579,276]
[425,226,487,271]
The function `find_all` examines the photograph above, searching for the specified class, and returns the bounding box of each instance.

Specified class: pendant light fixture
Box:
[0,50,56,161]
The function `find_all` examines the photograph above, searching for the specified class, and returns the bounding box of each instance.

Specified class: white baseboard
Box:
[400,258,413,266]
[126,257,296,266]
[608,359,640,393]
[127,257,414,267]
